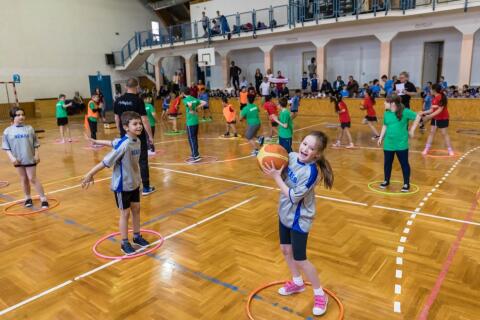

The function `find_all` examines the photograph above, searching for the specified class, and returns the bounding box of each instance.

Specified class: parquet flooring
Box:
[0,111,479,319]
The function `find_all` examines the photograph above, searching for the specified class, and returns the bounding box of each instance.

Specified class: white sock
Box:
[313,287,325,296]
[292,276,304,286]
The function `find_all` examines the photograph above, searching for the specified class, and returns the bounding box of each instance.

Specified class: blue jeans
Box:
[279,137,292,153]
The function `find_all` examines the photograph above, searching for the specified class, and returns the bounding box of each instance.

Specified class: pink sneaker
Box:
[277,281,305,296]
[448,150,454,156]
[313,294,328,316]
[422,148,429,156]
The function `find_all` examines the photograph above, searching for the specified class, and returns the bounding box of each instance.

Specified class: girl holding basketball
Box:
[263,131,334,316]
[421,84,454,156]
[2,107,49,208]
[331,94,354,148]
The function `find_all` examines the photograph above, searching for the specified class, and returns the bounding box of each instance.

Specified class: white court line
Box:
[148,154,253,166]
[151,166,368,207]
[372,205,480,227]
[0,177,111,207]
[0,197,255,316]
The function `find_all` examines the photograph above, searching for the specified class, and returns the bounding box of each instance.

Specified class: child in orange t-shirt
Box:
[239,87,248,110]
[168,92,181,132]
[222,96,238,137]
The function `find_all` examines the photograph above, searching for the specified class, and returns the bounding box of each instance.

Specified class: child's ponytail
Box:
[308,131,334,189]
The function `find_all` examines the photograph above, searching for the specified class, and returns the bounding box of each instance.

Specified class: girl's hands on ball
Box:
[262,161,284,179]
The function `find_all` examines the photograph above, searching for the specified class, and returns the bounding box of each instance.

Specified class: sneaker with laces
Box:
[41,201,49,209]
[401,184,410,192]
[313,294,329,316]
[24,199,33,207]
[121,242,136,255]
[278,281,306,296]
[379,181,389,189]
[258,136,265,146]
[192,156,202,162]
[142,186,156,196]
[133,235,150,248]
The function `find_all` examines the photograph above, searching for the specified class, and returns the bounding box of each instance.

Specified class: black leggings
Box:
[88,119,97,140]
[384,149,410,185]
[187,125,199,158]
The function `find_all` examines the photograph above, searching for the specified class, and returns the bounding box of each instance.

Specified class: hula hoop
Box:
[184,155,218,164]
[93,228,164,260]
[456,129,480,136]
[424,149,459,158]
[165,130,186,136]
[4,197,60,216]
[0,181,9,189]
[84,145,105,150]
[367,180,419,195]
[246,281,344,320]
[218,134,242,139]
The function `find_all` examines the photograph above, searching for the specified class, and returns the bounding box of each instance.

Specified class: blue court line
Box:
[4,187,313,318]
[145,253,314,320]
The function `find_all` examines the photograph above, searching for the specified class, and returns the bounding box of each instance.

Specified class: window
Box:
[152,21,160,41]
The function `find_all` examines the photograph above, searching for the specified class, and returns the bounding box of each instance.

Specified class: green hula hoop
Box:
[367,180,419,195]
[164,130,186,136]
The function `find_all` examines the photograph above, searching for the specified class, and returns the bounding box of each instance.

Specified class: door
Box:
[422,41,444,86]
[89,75,113,111]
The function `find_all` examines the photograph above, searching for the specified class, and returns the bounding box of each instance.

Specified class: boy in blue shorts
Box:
[199,88,212,121]
[290,89,302,119]
[81,111,150,255]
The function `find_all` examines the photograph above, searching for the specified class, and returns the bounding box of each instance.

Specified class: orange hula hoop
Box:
[246,280,344,320]
[3,197,60,216]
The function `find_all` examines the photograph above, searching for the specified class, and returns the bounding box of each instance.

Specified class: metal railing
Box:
[112,0,469,67]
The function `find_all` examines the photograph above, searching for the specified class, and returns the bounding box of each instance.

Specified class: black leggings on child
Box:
[384,149,410,185]
[88,119,97,140]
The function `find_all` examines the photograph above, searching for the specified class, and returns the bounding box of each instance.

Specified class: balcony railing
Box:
[112,0,472,67]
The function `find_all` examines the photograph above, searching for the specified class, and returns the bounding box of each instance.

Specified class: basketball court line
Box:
[0,196,255,316]
[151,166,480,227]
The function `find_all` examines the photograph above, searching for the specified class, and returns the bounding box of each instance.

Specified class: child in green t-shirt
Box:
[181,88,206,163]
[56,94,72,143]
[240,95,264,156]
[273,97,293,153]
[144,96,157,155]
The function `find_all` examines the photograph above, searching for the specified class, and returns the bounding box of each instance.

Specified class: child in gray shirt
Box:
[81,111,150,255]
[2,107,49,208]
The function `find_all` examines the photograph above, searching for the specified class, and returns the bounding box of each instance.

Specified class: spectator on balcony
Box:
[216,10,231,40]
[333,76,345,93]
[307,57,316,79]
[255,69,263,94]
[347,76,359,97]
[201,11,209,37]
[211,19,221,35]
[229,61,242,90]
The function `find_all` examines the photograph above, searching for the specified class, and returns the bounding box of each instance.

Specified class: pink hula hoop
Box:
[93,228,164,260]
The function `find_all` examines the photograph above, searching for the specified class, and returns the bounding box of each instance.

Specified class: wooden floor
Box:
[0,112,479,320]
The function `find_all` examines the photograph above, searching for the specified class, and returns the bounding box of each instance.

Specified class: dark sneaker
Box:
[142,186,156,196]
[223,132,230,137]
[401,184,410,192]
[133,235,150,248]
[379,181,389,189]
[121,242,136,255]
[192,156,202,163]
[258,136,265,146]
[24,199,33,208]
[234,133,238,137]
[41,201,49,209]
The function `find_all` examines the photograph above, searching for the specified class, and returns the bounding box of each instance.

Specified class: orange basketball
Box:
[257,144,289,171]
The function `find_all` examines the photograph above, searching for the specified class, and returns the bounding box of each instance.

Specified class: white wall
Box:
[273,43,316,89]
[391,28,462,87]
[0,0,161,102]
[229,48,264,85]
[161,57,184,83]
[471,30,480,86]
[206,53,223,89]
[326,36,380,85]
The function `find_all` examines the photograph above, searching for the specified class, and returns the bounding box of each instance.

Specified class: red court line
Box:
[418,189,480,320]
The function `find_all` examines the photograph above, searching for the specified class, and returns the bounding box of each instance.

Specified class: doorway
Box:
[422,41,444,86]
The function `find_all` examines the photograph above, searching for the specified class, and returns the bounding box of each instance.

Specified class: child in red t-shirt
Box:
[421,84,454,156]
[331,94,354,148]
[360,89,380,139]
[263,95,278,139]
